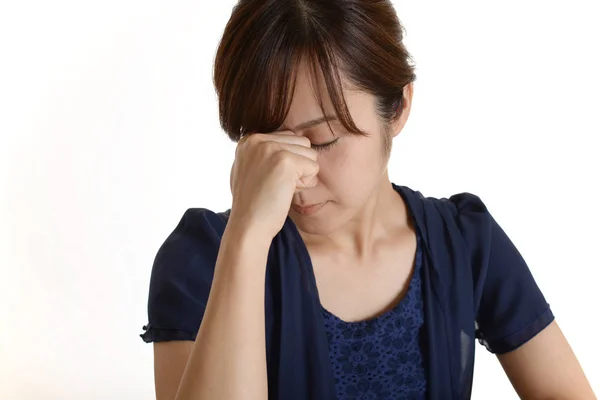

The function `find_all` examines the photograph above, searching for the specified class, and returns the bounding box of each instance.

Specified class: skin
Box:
[153,59,596,399]
[281,60,419,323]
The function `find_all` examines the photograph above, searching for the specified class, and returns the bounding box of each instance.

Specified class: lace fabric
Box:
[322,234,427,399]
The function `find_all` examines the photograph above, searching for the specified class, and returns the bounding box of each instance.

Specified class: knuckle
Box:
[262,140,279,155]
[279,154,298,174]
[246,133,260,145]
[273,150,290,166]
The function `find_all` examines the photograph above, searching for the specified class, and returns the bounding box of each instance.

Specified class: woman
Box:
[140,1,595,399]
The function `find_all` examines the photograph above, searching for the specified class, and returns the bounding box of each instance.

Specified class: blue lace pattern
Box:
[321,234,427,399]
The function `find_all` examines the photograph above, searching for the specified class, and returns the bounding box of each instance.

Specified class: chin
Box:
[289,210,344,236]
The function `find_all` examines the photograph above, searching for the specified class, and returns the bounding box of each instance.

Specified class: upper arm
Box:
[139,209,225,397]
[450,192,554,353]
[153,341,194,400]
[450,193,594,398]
[473,208,555,354]
[498,320,596,399]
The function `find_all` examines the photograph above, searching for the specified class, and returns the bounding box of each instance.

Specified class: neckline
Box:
[321,233,422,326]
[288,182,422,326]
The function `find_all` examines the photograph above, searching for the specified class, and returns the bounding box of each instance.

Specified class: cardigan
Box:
[140,183,554,399]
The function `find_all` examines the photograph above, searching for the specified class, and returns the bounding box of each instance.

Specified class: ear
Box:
[390,82,414,138]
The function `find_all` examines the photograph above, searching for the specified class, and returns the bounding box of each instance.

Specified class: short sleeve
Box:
[139,208,228,343]
[451,192,555,354]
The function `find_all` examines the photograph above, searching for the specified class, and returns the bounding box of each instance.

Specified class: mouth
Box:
[291,201,327,216]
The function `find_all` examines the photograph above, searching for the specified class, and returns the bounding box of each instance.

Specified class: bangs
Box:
[215,12,368,141]
[248,45,369,139]
[213,0,415,142]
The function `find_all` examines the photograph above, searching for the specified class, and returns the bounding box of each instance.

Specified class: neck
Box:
[298,173,409,260]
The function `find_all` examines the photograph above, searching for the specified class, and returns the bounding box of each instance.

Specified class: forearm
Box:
[175,224,271,400]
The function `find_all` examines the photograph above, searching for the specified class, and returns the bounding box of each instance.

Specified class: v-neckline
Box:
[286,183,423,324]
[320,233,422,326]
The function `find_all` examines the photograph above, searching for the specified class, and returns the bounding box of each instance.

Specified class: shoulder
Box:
[158,207,230,254]
[151,207,231,279]
[168,207,231,242]
[430,191,495,261]
[151,207,231,302]
[446,192,493,239]
[430,190,490,221]
[394,183,491,238]
[142,207,233,341]
[393,183,487,215]
[394,184,497,282]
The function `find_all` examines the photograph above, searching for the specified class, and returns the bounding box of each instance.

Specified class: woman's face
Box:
[277,61,412,236]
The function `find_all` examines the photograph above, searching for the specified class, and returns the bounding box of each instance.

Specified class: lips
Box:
[291,201,327,216]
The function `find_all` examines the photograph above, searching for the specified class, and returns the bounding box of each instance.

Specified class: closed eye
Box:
[311,137,340,151]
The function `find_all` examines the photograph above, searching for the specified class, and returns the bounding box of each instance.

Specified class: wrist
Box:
[216,222,272,279]
[222,218,273,251]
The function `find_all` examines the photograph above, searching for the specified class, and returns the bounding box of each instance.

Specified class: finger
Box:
[275,142,318,162]
[295,173,318,192]
[255,131,312,148]
[284,152,320,188]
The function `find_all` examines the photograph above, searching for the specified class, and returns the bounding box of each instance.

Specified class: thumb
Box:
[295,162,319,192]
[295,176,318,193]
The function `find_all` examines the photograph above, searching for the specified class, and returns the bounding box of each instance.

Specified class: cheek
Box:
[333,138,382,173]
[317,140,382,197]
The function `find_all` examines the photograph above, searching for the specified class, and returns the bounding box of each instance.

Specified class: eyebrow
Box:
[287,115,338,131]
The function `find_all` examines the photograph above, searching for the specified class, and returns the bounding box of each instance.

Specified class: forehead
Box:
[288,60,334,109]
[280,59,370,131]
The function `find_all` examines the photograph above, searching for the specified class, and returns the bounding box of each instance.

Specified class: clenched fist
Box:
[228,131,320,240]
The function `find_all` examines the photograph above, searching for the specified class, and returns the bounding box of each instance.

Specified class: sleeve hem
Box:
[139,324,197,343]
[481,307,555,354]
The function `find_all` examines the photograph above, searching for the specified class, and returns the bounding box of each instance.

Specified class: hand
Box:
[228,130,319,240]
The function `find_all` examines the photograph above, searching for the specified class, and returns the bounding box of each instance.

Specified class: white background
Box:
[1,1,599,399]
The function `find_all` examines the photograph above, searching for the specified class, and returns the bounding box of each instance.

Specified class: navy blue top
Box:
[322,233,426,399]
[140,183,555,399]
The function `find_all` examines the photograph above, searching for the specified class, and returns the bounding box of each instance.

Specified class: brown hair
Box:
[213,0,417,156]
